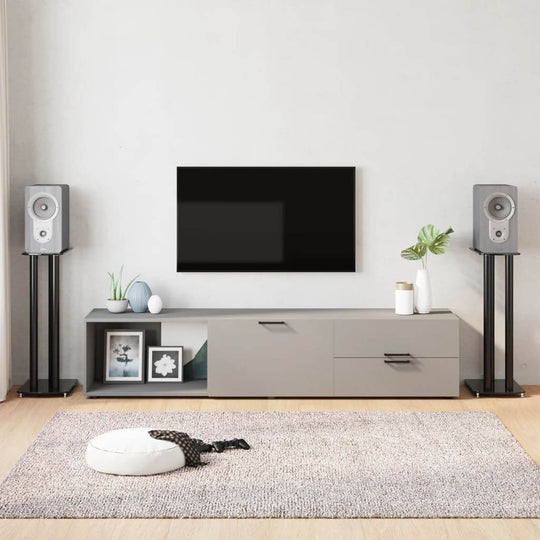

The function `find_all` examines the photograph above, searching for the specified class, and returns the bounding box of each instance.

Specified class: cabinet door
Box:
[208,319,333,397]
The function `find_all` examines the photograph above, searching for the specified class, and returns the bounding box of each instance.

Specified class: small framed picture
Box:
[104,330,145,382]
[147,346,183,382]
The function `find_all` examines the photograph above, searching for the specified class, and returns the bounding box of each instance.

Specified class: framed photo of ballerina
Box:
[104,330,145,382]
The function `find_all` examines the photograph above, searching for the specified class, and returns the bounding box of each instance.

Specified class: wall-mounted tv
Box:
[177,166,356,272]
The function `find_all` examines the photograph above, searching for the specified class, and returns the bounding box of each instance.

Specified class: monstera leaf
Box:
[417,225,454,255]
[400,243,427,261]
[401,224,454,267]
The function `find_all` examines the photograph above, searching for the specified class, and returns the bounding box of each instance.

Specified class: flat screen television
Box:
[177,166,356,272]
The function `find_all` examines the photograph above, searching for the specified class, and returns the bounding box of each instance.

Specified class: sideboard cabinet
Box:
[85,309,459,398]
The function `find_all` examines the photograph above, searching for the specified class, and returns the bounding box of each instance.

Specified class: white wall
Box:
[7,0,540,384]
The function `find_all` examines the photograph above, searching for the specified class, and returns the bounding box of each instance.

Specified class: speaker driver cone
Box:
[484,193,515,221]
[29,195,58,220]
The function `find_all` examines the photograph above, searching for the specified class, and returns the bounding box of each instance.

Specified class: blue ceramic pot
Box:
[127,281,152,312]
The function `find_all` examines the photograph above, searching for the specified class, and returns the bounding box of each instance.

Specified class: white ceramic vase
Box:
[106,299,129,313]
[414,268,432,314]
[147,294,163,314]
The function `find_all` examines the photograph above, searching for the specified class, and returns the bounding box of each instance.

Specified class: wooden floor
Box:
[1,385,539,540]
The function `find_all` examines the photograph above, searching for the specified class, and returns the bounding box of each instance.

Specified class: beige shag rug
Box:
[0,411,538,518]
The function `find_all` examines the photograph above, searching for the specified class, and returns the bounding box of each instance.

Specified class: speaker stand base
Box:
[17,379,78,398]
[465,378,525,398]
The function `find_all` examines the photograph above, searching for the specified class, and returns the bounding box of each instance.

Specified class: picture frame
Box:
[147,346,183,383]
[104,330,145,383]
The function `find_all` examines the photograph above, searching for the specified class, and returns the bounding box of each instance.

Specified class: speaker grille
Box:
[30,195,57,220]
[484,193,515,221]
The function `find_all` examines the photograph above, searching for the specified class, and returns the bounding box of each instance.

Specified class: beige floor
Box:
[0,385,539,540]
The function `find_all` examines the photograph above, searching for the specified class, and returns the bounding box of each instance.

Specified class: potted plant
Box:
[400,225,454,314]
[106,266,139,313]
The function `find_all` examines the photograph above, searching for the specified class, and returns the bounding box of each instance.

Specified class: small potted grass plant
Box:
[106,266,139,313]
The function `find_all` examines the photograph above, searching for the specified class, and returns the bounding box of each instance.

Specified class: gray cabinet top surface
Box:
[85,308,458,323]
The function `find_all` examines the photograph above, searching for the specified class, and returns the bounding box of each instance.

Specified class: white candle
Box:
[395,282,414,315]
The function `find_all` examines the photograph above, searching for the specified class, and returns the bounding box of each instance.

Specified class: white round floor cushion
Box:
[85,427,186,476]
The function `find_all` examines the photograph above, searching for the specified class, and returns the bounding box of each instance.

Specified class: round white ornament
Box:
[147,294,163,314]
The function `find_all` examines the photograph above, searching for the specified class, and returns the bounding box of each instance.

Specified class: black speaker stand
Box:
[465,249,524,398]
[18,250,77,398]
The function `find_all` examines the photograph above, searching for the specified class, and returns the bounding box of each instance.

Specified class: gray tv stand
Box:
[84,308,459,398]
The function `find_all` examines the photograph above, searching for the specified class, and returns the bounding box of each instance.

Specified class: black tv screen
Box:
[177,167,356,272]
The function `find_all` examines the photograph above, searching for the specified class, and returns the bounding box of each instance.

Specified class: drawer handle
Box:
[258,321,287,325]
[384,353,412,364]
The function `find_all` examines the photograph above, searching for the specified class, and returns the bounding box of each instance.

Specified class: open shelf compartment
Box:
[84,316,208,398]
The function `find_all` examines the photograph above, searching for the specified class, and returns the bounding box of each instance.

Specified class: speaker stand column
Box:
[465,250,525,397]
[18,251,77,397]
[29,255,39,392]
[48,254,60,393]
[483,254,495,392]
[505,255,514,392]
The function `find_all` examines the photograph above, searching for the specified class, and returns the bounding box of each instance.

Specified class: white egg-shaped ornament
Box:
[147,294,163,314]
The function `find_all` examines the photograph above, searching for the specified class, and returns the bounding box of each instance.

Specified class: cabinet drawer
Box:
[334,356,459,397]
[334,319,459,358]
[208,319,333,397]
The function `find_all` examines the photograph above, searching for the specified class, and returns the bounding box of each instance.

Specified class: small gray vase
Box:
[127,281,152,312]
